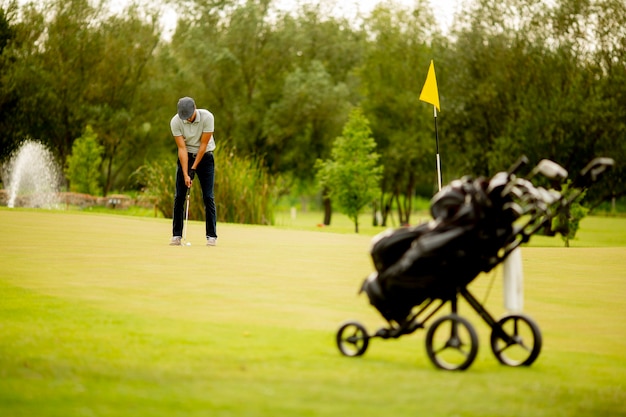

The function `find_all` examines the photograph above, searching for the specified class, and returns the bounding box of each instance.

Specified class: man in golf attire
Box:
[169,97,218,246]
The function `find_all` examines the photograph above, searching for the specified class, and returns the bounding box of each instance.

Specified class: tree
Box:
[171,0,294,157]
[0,0,163,192]
[444,0,626,194]
[1,0,624,214]
[263,60,351,179]
[315,109,383,233]
[170,0,362,179]
[88,7,162,195]
[6,0,103,161]
[359,1,439,225]
[65,125,104,196]
[0,3,17,161]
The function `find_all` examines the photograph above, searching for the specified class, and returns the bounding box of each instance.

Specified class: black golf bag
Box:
[360,156,614,325]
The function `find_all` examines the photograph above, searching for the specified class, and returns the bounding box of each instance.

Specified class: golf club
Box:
[182,184,192,246]
[574,157,614,188]
[530,159,568,180]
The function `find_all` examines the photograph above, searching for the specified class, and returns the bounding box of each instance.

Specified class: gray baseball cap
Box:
[177,97,196,120]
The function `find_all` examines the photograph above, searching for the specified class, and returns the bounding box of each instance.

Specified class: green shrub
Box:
[552,182,588,247]
[64,126,104,195]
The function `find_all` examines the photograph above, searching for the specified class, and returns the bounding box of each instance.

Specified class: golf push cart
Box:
[336,156,614,370]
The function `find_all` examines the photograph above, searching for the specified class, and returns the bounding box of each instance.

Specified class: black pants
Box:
[172,152,217,238]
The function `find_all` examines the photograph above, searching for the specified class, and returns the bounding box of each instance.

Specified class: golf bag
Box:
[360,156,614,325]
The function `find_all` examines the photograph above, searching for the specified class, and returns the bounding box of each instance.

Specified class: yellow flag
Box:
[419,60,440,112]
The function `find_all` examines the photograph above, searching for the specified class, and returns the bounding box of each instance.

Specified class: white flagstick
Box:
[434,106,442,192]
[436,154,442,192]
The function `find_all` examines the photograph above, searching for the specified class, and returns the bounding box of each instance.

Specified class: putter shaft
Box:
[183,187,191,244]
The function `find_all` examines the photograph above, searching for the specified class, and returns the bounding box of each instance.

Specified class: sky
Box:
[273,0,463,32]
[108,0,462,39]
[427,0,462,32]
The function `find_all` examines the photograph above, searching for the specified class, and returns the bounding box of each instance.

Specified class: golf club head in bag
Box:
[573,157,615,188]
[530,159,569,181]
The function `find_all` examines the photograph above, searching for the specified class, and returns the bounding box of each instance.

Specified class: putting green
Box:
[0,208,624,417]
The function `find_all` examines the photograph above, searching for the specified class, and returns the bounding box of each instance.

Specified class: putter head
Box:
[531,159,568,181]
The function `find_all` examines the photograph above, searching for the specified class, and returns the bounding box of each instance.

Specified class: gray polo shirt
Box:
[170,108,215,153]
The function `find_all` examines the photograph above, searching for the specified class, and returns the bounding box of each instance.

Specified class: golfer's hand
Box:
[185,174,193,188]
[189,169,196,180]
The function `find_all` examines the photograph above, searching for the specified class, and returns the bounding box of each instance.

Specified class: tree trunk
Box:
[372,202,378,226]
[323,194,332,225]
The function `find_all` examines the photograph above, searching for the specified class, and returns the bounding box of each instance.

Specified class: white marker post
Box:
[503,247,524,312]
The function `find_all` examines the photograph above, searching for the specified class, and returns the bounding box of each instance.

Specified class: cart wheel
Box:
[490,313,542,367]
[336,321,369,357]
[425,314,479,371]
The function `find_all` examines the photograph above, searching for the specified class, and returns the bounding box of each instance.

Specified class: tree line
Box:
[0,0,623,225]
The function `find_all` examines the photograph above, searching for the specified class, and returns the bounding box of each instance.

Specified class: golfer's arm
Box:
[191,132,213,170]
[174,136,189,177]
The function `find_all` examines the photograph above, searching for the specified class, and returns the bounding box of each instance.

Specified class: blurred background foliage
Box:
[0,0,624,224]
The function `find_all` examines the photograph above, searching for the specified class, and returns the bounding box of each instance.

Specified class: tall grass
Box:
[215,148,276,225]
[137,149,276,225]
[136,159,176,218]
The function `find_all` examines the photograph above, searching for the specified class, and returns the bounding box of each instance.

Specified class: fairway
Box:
[0,208,625,417]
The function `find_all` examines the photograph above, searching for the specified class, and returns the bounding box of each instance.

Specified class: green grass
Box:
[0,208,625,416]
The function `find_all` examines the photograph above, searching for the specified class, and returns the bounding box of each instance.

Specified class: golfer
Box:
[169,97,218,246]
